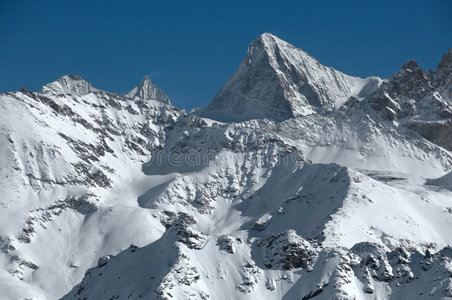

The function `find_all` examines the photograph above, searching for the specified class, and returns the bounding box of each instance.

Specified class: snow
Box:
[1,35,452,300]
[125,75,172,104]
[40,74,98,96]
[199,33,381,122]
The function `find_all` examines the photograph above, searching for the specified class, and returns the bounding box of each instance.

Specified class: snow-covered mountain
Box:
[367,51,452,151]
[1,34,452,300]
[40,74,99,96]
[199,33,381,122]
[125,75,172,105]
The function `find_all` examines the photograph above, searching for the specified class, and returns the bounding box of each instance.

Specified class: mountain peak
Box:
[431,48,452,101]
[125,76,171,104]
[437,48,452,73]
[200,34,374,122]
[40,74,98,95]
[248,33,311,62]
[393,60,425,83]
[255,32,283,46]
[258,32,276,39]
[254,33,293,48]
[401,59,421,71]
[64,74,84,81]
[390,60,431,98]
[142,75,151,83]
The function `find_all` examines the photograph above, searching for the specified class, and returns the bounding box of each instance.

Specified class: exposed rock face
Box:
[237,260,263,294]
[218,235,238,254]
[97,255,112,268]
[170,213,207,250]
[40,74,98,95]
[261,230,318,270]
[367,49,452,150]
[200,33,379,122]
[391,60,433,99]
[125,75,171,104]
[368,60,450,120]
[428,48,452,100]
[406,120,452,150]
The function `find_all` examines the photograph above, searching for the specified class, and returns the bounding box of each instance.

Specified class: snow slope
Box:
[64,121,452,299]
[0,76,181,299]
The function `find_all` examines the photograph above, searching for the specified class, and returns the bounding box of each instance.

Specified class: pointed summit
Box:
[125,76,171,104]
[200,33,377,122]
[40,74,98,96]
[431,48,452,101]
[252,32,288,49]
[390,60,432,99]
[250,32,309,57]
[437,48,452,72]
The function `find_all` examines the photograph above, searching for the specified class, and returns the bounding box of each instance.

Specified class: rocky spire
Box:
[390,60,432,99]
[125,76,171,104]
[432,48,452,101]
[437,48,452,73]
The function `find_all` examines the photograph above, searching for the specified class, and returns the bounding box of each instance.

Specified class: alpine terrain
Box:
[1,33,452,300]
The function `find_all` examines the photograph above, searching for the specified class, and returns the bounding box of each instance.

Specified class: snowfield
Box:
[1,34,452,299]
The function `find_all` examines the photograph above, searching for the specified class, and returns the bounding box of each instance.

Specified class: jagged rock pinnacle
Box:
[125,76,171,104]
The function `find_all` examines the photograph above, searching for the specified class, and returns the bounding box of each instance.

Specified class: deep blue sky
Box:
[1,0,450,110]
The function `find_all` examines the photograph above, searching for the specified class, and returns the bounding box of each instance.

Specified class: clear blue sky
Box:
[1,0,450,110]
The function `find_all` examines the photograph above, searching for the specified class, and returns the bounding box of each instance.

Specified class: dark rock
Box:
[97,255,112,268]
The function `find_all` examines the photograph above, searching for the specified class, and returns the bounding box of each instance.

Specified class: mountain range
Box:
[1,33,451,300]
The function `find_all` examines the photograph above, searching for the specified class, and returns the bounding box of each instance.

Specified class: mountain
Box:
[40,74,99,95]
[428,48,452,101]
[367,53,452,151]
[0,75,182,299]
[125,75,172,104]
[1,35,452,300]
[199,33,381,122]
